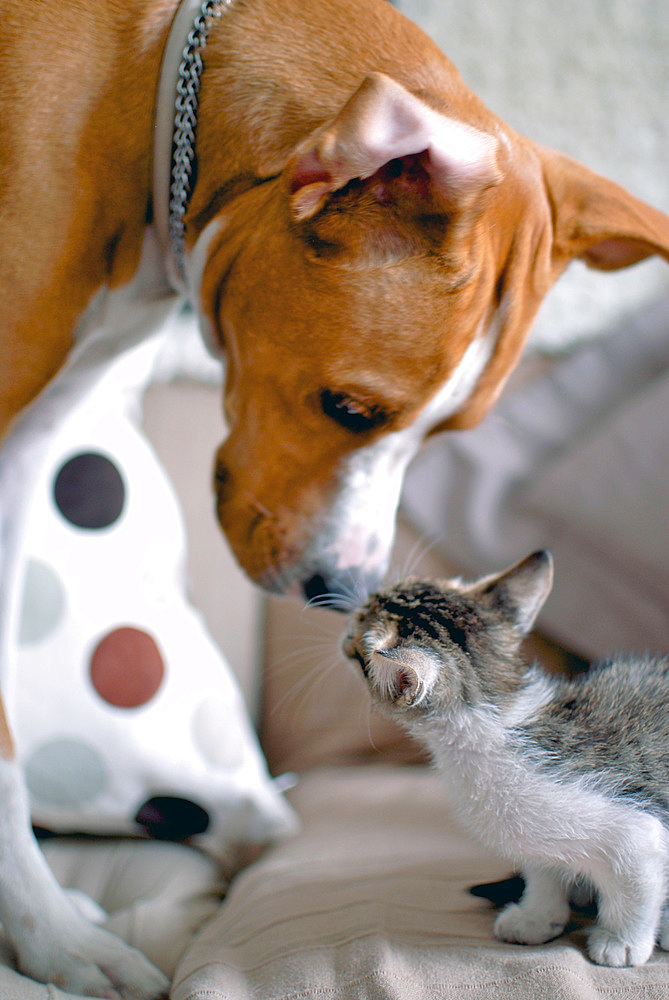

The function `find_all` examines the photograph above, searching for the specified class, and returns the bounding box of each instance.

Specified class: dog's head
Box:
[187,67,669,604]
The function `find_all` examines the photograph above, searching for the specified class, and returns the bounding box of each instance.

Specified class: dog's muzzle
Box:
[213,444,395,608]
[301,564,385,612]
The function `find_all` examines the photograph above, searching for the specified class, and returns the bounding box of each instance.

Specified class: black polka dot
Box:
[53,452,125,529]
[134,796,211,841]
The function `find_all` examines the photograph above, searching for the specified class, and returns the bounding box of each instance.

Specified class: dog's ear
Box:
[285,72,502,222]
[539,147,669,271]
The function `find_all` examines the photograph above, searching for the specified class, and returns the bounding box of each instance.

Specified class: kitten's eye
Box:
[320,390,387,434]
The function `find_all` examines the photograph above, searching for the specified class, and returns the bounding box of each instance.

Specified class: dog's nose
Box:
[301,568,381,611]
[303,573,341,607]
[302,573,351,611]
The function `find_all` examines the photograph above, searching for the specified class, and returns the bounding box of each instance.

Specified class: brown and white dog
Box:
[1,0,668,995]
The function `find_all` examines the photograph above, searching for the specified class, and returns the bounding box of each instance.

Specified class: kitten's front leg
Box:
[494,865,570,945]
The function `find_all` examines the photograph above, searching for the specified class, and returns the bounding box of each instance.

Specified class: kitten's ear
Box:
[480,550,554,636]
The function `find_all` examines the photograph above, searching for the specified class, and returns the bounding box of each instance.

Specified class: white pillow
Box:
[11,336,296,860]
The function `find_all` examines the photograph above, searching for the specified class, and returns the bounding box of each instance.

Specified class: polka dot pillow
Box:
[11,336,296,860]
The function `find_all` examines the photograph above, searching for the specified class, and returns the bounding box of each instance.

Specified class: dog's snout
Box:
[302,566,383,611]
[303,573,330,603]
[303,572,357,610]
[212,445,391,601]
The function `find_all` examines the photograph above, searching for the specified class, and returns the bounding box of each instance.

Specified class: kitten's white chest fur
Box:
[421,681,659,866]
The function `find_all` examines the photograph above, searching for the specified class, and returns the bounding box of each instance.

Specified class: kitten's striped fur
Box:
[343,551,669,967]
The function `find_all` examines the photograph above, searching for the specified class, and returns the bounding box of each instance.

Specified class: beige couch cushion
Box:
[172,766,669,1000]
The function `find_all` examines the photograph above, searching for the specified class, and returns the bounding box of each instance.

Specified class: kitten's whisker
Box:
[392,528,446,581]
[359,695,381,754]
[268,640,342,675]
[290,653,343,726]
[270,656,331,716]
[293,608,347,647]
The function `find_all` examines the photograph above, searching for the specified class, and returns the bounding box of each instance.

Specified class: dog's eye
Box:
[320,390,387,433]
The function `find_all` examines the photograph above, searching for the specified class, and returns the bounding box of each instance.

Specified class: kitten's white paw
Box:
[587,926,654,967]
[494,900,568,945]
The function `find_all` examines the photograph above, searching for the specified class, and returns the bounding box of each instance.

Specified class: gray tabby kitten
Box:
[342,550,669,967]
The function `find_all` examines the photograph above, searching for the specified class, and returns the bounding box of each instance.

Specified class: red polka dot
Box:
[90,627,165,708]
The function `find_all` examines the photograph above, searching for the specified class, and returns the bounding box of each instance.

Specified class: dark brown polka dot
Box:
[134,796,210,841]
[54,452,125,529]
[90,627,165,708]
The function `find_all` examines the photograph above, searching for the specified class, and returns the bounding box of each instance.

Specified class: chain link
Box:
[168,0,229,279]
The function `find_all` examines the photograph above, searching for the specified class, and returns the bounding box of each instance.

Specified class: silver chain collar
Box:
[168,0,230,280]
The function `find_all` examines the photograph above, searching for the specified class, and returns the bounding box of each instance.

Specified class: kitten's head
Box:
[342,551,553,716]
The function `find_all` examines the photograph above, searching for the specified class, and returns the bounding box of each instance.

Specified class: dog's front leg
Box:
[0,730,169,998]
[0,398,169,998]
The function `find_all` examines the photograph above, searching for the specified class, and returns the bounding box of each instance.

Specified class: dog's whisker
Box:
[245,491,276,521]
[303,591,356,612]
[341,568,370,605]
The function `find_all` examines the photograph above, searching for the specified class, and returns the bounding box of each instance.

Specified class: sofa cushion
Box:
[171,766,669,1000]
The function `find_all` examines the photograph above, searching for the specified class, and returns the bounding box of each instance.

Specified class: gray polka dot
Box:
[19,560,66,645]
[25,739,109,809]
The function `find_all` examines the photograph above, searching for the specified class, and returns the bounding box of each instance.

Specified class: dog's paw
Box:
[494,900,568,945]
[587,926,654,967]
[16,920,169,999]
